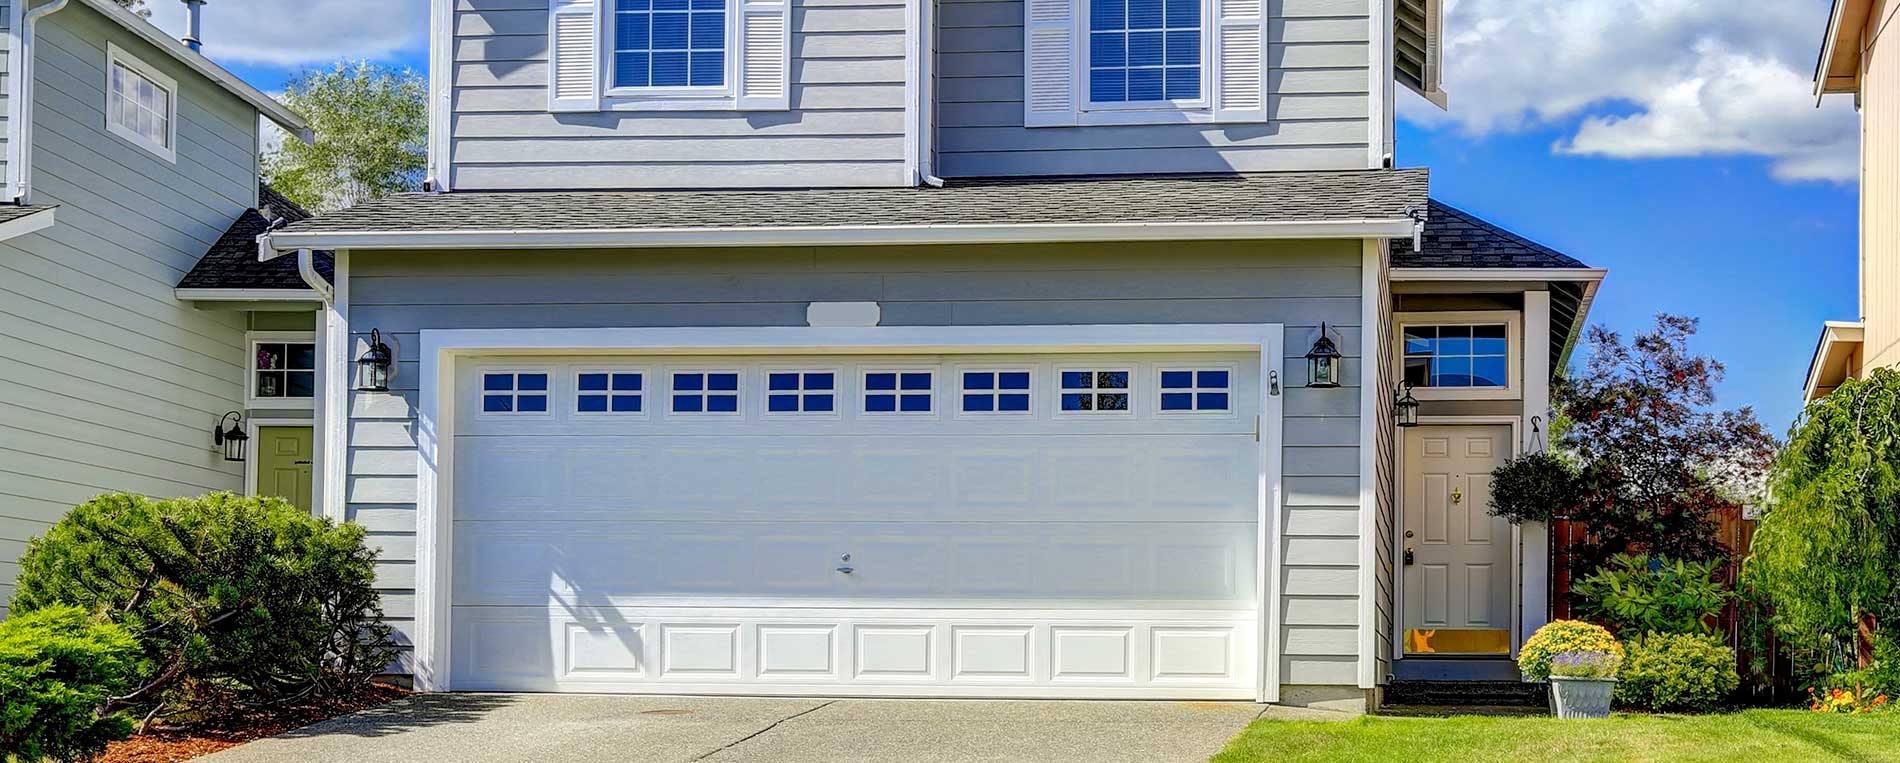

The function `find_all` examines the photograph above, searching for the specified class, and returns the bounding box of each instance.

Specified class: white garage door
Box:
[448,351,1262,698]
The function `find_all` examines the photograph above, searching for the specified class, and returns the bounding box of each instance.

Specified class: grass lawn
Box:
[1212,710,1900,763]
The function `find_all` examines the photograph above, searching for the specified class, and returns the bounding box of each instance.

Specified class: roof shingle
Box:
[177,185,332,291]
[1393,199,1588,269]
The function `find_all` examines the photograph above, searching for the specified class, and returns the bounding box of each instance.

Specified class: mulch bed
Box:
[99,683,411,763]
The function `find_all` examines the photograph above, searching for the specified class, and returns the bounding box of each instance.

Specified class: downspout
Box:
[13,0,72,203]
[257,229,332,303]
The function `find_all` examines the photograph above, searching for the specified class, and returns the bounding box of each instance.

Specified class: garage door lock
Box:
[835,553,854,574]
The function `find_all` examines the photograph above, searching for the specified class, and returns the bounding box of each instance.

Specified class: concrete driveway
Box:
[200,694,1325,763]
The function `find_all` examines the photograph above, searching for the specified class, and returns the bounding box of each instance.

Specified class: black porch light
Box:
[1393,383,1421,428]
[1304,323,1343,388]
[213,411,249,462]
[356,328,394,392]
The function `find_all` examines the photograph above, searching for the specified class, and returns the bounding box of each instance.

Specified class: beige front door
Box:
[255,426,314,513]
[1402,425,1514,655]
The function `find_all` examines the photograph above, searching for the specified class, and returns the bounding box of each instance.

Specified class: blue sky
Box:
[151,0,1859,432]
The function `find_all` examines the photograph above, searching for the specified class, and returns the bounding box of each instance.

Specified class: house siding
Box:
[933,0,1374,178]
[0,3,259,614]
[1863,0,1900,372]
[446,0,911,190]
[341,239,1370,687]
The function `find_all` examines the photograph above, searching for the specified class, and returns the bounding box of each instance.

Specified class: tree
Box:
[1748,368,1900,668]
[1549,315,1776,575]
[113,0,149,17]
[264,61,426,213]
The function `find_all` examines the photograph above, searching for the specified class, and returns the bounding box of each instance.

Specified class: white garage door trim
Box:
[412,324,1287,702]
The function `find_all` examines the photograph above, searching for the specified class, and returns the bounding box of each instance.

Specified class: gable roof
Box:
[1391,199,1588,269]
[176,185,330,292]
[67,0,310,140]
[1814,0,1876,97]
[265,169,1431,250]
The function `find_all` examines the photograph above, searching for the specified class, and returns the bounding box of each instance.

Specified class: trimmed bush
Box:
[0,605,143,763]
[10,492,394,721]
[1614,632,1740,712]
[1520,620,1622,682]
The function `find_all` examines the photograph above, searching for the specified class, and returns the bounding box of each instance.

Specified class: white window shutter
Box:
[735,0,791,110]
[1212,0,1267,122]
[548,0,602,112]
[1022,0,1077,127]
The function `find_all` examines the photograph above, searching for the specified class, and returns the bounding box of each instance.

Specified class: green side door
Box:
[255,426,314,513]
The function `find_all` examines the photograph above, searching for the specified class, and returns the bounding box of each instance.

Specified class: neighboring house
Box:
[265,0,1598,712]
[0,0,309,615]
[1808,0,1898,402]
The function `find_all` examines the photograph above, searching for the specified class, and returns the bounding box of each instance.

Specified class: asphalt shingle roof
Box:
[177,185,333,290]
[0,204,55,226]
[276,169,1430,234]
[1393,199,1588,269]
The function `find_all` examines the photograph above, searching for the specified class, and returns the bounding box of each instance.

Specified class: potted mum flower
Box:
[1548,651,1620,719]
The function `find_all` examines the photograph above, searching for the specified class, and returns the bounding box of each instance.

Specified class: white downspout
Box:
[13,0,72,203]
[296,248,333,303]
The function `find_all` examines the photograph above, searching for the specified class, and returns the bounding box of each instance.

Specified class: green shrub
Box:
[10,492,395,721]
[0,606,143,763]
[1487,451,1579,525]
[1614,632,1740,712]
[1519,620,1622,682]
[1573,553,1733,637]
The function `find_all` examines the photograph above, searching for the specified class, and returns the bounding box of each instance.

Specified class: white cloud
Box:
[1401,0,1860,182]
[141,0,428,68]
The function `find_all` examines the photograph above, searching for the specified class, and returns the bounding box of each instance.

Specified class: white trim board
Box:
[173,288,321,302]
[412,323,1287,699]
[0,206,55,242]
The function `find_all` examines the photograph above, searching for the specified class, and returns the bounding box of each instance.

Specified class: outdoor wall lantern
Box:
[213,411,248,462]
[1304,323,1343,388]
[356,328,394,392]
[1394,383,1421,428]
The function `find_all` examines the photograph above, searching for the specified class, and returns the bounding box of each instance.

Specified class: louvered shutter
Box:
[548,0,602,112]
[1022,0,1077,127]
[735,0,791,110]
[1211,0,1267,122]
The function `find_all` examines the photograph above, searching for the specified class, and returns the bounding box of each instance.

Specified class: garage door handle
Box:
[836,553,853,574]
[836,565,854,574]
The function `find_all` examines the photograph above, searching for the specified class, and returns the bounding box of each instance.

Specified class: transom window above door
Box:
[1059,369,1131,412]
[249,334,315,407]
[1403,324,1509,389]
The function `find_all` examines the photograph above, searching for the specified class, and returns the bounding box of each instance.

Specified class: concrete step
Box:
[1383,680,1547,708]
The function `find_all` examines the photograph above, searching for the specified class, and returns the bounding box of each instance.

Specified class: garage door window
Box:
[1159,369,1230,412]
[767,371,837,413]
[672,371,740,413]
[483,372,550,413]
[864,370,933,414]
[960,370,1032,414]
[1059,369,1132,413]
[577,371,644,413]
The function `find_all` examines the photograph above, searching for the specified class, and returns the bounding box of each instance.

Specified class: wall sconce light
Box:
[1304,322,1343,388]
[356,328,394,392]
[213,411,248,462]
[1393,383,1420,428]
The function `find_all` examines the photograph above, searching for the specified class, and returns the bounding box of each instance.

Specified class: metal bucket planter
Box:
[1548,676,1616,719]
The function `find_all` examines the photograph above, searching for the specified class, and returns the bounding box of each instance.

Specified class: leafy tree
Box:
[1748,368,1900,668]
[264,61,426,213]
[1551,315,1776,574]
[113,0,149,17]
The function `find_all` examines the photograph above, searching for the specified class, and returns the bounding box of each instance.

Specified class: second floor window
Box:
[106,44,176,161]
[613,0,727,90]
[1087,0,1201,105]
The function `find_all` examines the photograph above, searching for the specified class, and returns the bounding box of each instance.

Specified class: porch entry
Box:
[1401,425,1515,656]
[254,426,313,513]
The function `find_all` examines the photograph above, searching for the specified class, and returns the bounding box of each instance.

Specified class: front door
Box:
[1401,425,1514,655]
[255,426,314,513]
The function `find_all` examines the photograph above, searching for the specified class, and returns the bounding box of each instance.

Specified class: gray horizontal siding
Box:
[0,3,261,616]
[342,239,1368,685]
[448,0,911,190]
[934,0,1373,178]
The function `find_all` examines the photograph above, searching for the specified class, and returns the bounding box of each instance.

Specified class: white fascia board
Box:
[73,0,311,141]
[1803,321,1867,402]
[172,287,321,302]
[265,219,1421,252]
[0,207,55,241]
[1389,267,1608,282]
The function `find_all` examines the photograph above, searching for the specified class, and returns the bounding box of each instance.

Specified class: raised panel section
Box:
[758,625,837,677]
[855,626,935,679]
[1151,627,1234,681]
[566,623,645,675]
[1423,564,1448,626]
[661,625,741,676]
[1052,627,1133,680]
[952,626,1033,680]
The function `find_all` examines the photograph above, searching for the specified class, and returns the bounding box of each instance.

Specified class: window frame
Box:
[478,368,556,417]
[665,367,745,417]
[761,367,842,417]
[104,42,178,163]
[573,367,649,417]
[1392,310,1523,401]
[1155,364,1236,416]
[1079,0,1212,114]
[1053,365,1137,416]
[245,331,317,410]
[955,366,1036,417]
[601,0,740,106]
[859,366,938,417]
